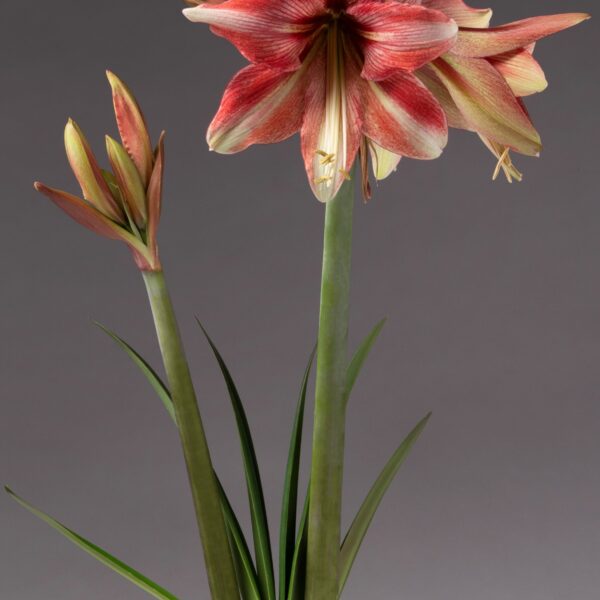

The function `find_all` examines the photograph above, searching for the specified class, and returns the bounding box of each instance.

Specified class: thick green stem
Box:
[306,179,354,600]
[143,270,239,600]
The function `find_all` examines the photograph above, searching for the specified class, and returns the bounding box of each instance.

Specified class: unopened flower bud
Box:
[106,135,148,228]
[106,71,153,187]
[64,119,125,223]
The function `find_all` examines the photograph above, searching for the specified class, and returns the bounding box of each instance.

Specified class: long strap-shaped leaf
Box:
[338,412,432,595]
[279,346,315,600]
[344,318,386,407]
[95,322,175,422]
[199,322,276,600]
[5,487,178,600]
[216,478,262,600]
[98,322,260,599]
[286,488,310,600]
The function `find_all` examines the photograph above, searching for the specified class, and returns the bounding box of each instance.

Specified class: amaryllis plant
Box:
[7,1,588,600]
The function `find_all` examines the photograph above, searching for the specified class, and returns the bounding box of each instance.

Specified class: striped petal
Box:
[361,70,448,160]
[183,0,322,70]
[420,0,492,28]
[453,13,590,57]
[301,46,363,202]
[147,131,165,263]
[207,61,310,153]
[430,55,541,156]
[107,71,154,187]
[489,48,547,97]
[64,120,125,223]
[416,64,469,129]
[349,1,458,80]
[369,143,402,180]
[34,183,155,268]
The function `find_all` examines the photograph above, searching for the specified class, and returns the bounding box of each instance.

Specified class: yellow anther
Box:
[316,149,336,165]
[339,168,352,181]
[314,175,333,185]
[492,146,523,183]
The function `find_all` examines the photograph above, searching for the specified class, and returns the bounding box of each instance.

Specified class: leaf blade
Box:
[279,346,315,600]
[338,412,432,595]
[286,487,309,600]
[95,322,175,423]
[344,319,386,407]
[216,478,262,600]
[198,322,276,600]
[5,487,178,600]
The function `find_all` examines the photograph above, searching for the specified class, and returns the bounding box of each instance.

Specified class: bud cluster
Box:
[35,72,165,271]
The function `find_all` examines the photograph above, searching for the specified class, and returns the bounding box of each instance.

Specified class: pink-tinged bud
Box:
[146,131,165,261]
[105,135,147,229]
[33,181,156,270]
[64,120,125,223]
[106,71,153,187]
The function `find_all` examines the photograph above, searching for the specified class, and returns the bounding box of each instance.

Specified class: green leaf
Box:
[97,323,260,598]
[344,319,386,407]
[198,322,276,600]
[96,322,259,597]
[5,487,178,600]
[338,412,432,595]
[279,346,315,600]
[286,488,309,600]
[216,478,262,600]
[95,322,175,423]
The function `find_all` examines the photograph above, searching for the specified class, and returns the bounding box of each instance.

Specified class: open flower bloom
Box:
[34,72,165,271]
[183,0,460,201]
[408,0,589,182]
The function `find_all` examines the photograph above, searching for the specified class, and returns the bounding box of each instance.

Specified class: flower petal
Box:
[34,183,154,268]
[147,131,165,264]
[182,0,322,70]
[489,48,547,97]
[361,70,448,160]
[349,1,458,80]
[207,60,310,153]
[105,135,148,228]
[301,45,363,202]
[430,55,541,155]
[420,0,492,28]
[64,120,125,223]
[369,143,402,181]
[453,13,590,57]
[106,71,154,187]
[416,64,469,129]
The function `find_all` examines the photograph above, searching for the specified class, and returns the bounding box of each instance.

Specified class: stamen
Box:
[314,175,333,185]
[338,168,351,180]
[479,135,523,184]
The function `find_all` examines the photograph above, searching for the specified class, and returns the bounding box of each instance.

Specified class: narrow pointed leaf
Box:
[198,321,276,600]
[338,413,432,595]
[287,489,309,600]
[96,323,257,598]
[5,487,178,600]
[95,322,175,423]
[216,478,262,600]
[279,346,315,600]
[344,318,386,407]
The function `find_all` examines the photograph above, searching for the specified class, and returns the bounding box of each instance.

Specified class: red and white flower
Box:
[183,0,459,201]
[411,0,589,181]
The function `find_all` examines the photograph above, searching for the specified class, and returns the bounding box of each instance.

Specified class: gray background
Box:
[1,1,598,598]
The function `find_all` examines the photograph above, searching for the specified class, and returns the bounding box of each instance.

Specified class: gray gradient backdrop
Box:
[1,1,598,598]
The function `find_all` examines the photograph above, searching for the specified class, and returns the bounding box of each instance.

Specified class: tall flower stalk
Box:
[32,72,239,600]
[143,271,239,600]
[307,177,354,599]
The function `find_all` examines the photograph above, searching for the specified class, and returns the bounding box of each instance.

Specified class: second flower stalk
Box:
[34,72,240,600]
